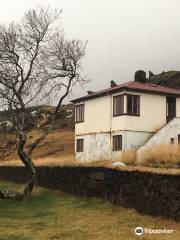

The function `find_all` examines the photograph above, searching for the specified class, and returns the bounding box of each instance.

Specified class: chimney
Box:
[149,71,154,78]
[134,70,146,83]
[110,80,117,88]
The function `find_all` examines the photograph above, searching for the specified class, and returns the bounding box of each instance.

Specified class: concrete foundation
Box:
[75,133,111,162]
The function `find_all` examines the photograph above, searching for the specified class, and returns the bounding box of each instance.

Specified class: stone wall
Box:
[0,166,179,221]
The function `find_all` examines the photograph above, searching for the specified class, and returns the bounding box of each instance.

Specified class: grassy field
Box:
[0,181,180,240]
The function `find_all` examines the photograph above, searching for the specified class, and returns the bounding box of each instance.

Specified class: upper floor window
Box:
[113,95,124,116]
[75,104,84,123]
[127,95,140,116]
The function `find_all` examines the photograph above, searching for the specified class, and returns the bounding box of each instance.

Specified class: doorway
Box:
[166,97,176,123]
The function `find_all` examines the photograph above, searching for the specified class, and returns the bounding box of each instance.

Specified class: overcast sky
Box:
[0,0,180,102]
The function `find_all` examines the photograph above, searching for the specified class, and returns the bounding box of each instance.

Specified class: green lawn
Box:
[0,181,179,240]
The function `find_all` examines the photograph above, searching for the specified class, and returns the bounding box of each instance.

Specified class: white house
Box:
[72,71,180,162]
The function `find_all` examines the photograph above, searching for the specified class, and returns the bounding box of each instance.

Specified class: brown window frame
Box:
[76,139,84,152]
[113,95,124,116]
[113,135,122,151]
[75,104,84,123]
[126,94,140,116]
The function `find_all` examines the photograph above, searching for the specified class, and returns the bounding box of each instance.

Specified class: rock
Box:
[111,162,126,166]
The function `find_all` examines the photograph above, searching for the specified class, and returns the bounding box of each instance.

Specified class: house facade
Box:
[72,71,180,162]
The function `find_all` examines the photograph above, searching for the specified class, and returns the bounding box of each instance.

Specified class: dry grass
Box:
[0,128,75,166]
[122,149,136,165]
[137,144,180,168]
[1,129,180,175]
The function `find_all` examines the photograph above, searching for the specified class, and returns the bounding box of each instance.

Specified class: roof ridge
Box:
[126,81,135,87]
[71,80,180,103]
[152,83,180,91]
[135,81,180,91]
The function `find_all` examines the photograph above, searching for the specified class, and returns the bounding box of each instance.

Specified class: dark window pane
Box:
[76,104,84,122]
[133,104,138,115]
[127,95,140,115]
[127,96,133,114]
[113,95,124,116]
[113,135,122,151]
[170,138,174,144]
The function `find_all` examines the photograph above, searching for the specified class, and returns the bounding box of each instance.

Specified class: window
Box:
[76,139,84,152]
[113,135,122,151]
[75,104,84,123]
[178,135,180,144]
[113,95,124,116]
[127,95,140,116]
[170,138,174,144]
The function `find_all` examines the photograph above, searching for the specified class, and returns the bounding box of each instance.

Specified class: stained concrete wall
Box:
[123,130,153,149]
[75,130,153,162]
[137,117,180,158]
[75,133,111,162]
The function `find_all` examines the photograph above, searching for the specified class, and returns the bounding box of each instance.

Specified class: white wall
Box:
[75,91,180,136]
[75,95,111,135]
[123,130,153,149]
[112,92,166,132]
[75,133,111,162]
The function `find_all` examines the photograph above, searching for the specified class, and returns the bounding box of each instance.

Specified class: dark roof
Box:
[71,81,180,103]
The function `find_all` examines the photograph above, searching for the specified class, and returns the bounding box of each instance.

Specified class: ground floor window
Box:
[76,139,84,152]
[113,135,122,151]
[170,138,174,144]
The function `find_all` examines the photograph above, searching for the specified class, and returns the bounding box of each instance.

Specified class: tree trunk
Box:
[0,152,36,200]
[18,150,36,198]
[23,159,36,198]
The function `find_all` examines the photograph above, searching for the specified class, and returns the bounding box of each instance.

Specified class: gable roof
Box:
[71,81,180,103]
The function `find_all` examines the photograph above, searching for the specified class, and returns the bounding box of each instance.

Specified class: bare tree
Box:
[0,7,86,199]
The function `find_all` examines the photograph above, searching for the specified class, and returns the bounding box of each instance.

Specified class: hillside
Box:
[147,70,180,89]
[0,128,74,166]
[0,103,75,166]
[0,103,75,132]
